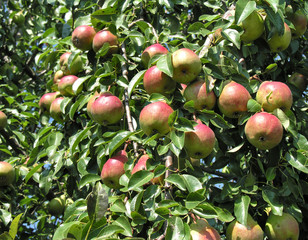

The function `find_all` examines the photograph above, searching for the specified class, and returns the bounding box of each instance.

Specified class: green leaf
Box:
[69,95,87,120]
[170,130,185,150]
[79,174,102,189]
[97,225,124,238]
[222,29,241,49]
[69,127,93,155]
[156,53,173,78]
[166,174,187,191]
[234,195,251,225]
[166,216,190,240]
[128,170,154,191]
[262,187,283,215]
[52,221,82,240]
[273,108,289,130]
[0,232,13,240]
[286,151,308,174]
[168,110,178,128]
[87,182,108,222]
[182,174,203,193]
[8,213,22,240]
[110,199,126,213]
[265,167,276,181]
[25,163,45,183]
[72,76,90,95]
[108,131,136,156]
[173,117,195,131]
[185,191,206,209]
[247,99,262,112]
[113,216,132,237]
[235,0,257,24]
[264,63,278,74]
[127,70,146,98]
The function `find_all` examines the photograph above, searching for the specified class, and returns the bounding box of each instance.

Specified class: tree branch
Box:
[120,43,138,157]
[200,165,237,179]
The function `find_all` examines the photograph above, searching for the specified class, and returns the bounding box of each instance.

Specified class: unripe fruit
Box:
[13,11,25,26]
[0,162,15,186]
[59,52,83,75]
[139,101,174,136]
[72,25,96,51]
[48,197,66,216]
[245,112,283,150]
[267,23,292,53]
[240,10,264,43]
[288,72,307,92]
[0,111,7,129]
[265,212,299,240]
[54,70,64,84]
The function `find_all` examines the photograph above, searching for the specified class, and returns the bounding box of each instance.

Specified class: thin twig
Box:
[120,43,138,157]
[200,165,237,179]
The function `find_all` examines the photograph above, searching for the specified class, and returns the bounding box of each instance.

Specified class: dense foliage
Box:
[0,0,307,239]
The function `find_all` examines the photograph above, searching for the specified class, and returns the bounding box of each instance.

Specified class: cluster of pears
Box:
[215,5,307,52]
[39,24,120,123]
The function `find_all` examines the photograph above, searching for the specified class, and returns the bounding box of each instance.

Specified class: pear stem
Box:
[121,43,139,157]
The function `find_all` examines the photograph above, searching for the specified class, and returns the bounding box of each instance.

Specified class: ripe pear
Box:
[256,81,293,112]
[184,121,215,159]
[50,97,65,123]
[72,25,96,51]
[245,112,283,150]
[131,154,164,185]
[240,10,264,43]
[226,215,264,240]
[143,65,176,96]
[218,81,251,118]
[58,75,82,97]
[141,43,169,67]
[86,91,100,120]
[54,70,64,84]
[92,29,118,54]
[190,218,221,240]
[39,92,60,112]
[101,150,128,189]
[265,212,299,240]
[267,23,292,53]
[90,92,124,125]
[139,101,174,136]
[184,78,216,111]
[172,48,202,84]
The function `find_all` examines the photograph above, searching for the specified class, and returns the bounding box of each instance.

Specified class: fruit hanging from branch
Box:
[72,25,96,51]
[0,111,8,129]
[171,48,202,84]
[143,65,176,96]
[101,150,128,189]
[218,81,251,118]
[0,161,15,186]
[256,81,293,112]
[244,112,283,150]
[141,43,169,67]
[90,92,124,125]
[139,101,174,136]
